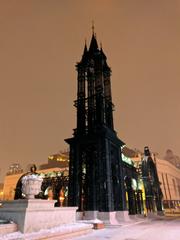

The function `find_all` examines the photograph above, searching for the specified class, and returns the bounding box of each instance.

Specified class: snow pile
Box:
[93,219,103,224]
[78,218,103,224]
[0,223,92,240]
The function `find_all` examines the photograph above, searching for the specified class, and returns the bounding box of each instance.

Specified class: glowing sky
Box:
[0,0,180,181]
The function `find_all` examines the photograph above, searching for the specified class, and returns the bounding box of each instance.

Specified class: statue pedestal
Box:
[0,199,77,233]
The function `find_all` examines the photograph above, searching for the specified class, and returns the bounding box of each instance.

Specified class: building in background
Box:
[39,150,69,170]
[156,156,180,209]
[164,149,180,169]
[6,163,23,176]
[132,149,180,211]
[0,183,4,200]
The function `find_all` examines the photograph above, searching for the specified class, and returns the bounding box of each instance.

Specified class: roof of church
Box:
[80,31,107,65]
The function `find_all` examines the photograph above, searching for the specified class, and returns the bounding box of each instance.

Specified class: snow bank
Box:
[0,222,92,240]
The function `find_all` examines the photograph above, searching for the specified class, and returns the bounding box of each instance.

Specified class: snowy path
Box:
[71,217,180,240]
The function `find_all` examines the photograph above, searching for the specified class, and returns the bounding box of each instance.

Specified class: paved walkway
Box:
[70,217,180,240]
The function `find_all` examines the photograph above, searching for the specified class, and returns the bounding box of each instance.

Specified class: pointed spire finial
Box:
[89,21,99,53]
[92,20,95,35]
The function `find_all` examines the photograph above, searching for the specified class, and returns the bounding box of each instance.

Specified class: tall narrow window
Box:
[172,179,177,196]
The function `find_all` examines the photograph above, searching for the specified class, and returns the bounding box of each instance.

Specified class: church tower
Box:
[141,147,163,214]
[65,27,126,216]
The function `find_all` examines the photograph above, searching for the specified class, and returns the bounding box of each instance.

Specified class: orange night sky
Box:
[0,0,180,181]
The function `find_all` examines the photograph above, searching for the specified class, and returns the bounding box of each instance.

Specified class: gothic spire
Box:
[92,20,95,35]
[81,40,88,63]
[89,22,99,53]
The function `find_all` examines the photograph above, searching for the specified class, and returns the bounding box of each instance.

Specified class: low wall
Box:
[0,199,78,233]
